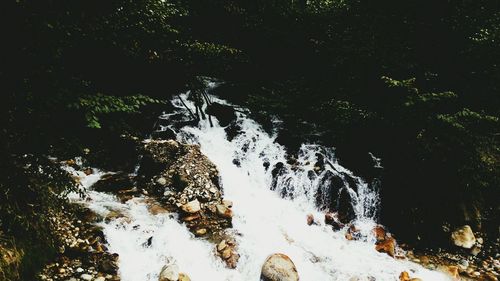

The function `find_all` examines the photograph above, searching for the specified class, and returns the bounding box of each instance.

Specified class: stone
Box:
[99,258,119,274]
[156,177,168,186]
[443,265,459,279]
[372,225,386,242]
[149,204,169,215]
[399,271,410,281]
[159,264,180,281]
[324,212,344,230]
[338,187,356,223]
[261,253,299,281]
[181,199,201,214]
[222,248,232,259]
[222,199,233,208]
[95,277,106,281]
[179,273,191,281]
[195,228,207,236]
[217,240,227,251]
[375,237,396,257]
[451,225,476,249]
[306,214,315,226]
[80,274,92,281]
[93,172,134,194]
[182,213,201,222]
[216,204,233,218]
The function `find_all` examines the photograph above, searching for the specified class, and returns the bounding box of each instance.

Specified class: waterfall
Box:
[71,85,451,281]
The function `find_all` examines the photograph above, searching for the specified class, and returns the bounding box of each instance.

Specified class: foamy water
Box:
[70,87,451,281]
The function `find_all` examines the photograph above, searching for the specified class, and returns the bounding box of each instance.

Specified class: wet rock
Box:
[181,199,201,214]
[261,253,299,281]
[345,224,361,241]
[372,225,387,242]
[375,236,396,257]
[222,200,233,208]
[216,204,233,218]
[151,128,176,140]
[216,237,239,269]
[451,225,476,249]
[443,265,460,279]
[195,228,207,236]
[104,210,126,223]
[149,204,169,215]
[159,264,180,281]
[306,214,315,226]
[337,187,356,224]
[205,102,236,127]
[179,273,191,281]
[325,212,344,231]
[399,271,410,281]
[99,254,119,273]
[93,172,135,194]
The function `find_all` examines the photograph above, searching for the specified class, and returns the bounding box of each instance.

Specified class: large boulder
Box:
[451,225,476,249]
[205,102,236,126]
[337,187,356,223]
[92,172,135,194]
[261,253,299,281]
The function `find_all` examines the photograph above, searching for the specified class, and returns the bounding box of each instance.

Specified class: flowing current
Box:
[71,87,451,281]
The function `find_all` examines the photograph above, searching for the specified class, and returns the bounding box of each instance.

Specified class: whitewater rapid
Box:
[71,88,451,281]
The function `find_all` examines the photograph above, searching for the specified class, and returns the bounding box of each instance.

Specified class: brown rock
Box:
[195,228,207,236]
[261,253,299,281]
[306,214,315,226]
[222,200,233,208]
[149,204,168,215]
[183,213,201,222]
[443,265,459,279]
[181,200,201,214]
[217,240,227,251]
[216,204,233,219]
[451,225,476,249]
[399,271,410,281]
[222,248,232,259]
[178,273,191,281]
[375,237,396,257]
[372,225,386,242]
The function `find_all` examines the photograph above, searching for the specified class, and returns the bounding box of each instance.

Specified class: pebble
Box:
[80,273,93,280]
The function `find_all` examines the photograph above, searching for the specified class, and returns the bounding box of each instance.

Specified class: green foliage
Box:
[70,94,164,128]
[437,108,499,133]
[0,154,79,279]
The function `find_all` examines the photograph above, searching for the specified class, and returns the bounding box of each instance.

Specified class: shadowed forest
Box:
[1,1,499,280]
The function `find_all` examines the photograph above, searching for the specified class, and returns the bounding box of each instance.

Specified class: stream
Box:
[70,86,451,281]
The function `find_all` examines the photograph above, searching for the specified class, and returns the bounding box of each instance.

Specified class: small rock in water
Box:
[216,204,233,218]
[195,228,207,236]
[375,237,396,257]
[261,253,299,281]
[217,240,227,251]
[451,225,476,249]
[399,271,410,281]
[178,273,191,281]
[306,214,315,226]
[222,199,233,208]
[159,264,180,281]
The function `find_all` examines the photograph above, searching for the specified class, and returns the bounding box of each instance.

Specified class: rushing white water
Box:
[72,86,452,281]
